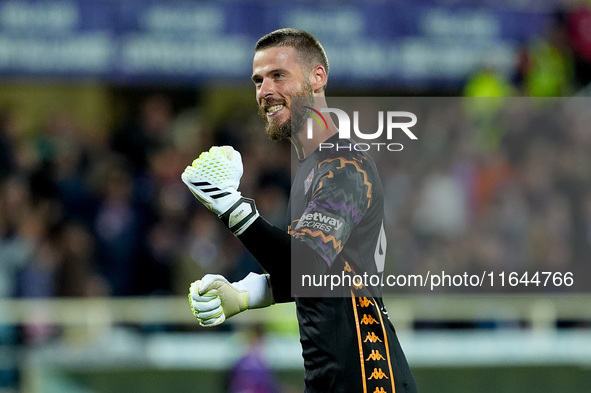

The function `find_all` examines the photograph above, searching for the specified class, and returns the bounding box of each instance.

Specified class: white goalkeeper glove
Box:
[181,146,259,235]
[188,272,274,327]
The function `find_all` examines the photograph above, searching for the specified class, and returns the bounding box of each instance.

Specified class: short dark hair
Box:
[255,28,329,85]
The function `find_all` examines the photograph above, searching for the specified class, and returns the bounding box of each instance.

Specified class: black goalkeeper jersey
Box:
[238,134,417,393]
[287,135,417,393]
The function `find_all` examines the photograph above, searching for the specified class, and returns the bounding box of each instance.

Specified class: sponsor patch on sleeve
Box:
[294,210,345,236]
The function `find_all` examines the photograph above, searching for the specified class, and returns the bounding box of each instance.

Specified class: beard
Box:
[258,78,315,141]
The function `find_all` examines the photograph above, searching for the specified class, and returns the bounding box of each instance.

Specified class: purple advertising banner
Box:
[0,0,553,87]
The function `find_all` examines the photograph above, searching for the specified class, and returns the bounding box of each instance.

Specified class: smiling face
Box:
[252,46,314,141]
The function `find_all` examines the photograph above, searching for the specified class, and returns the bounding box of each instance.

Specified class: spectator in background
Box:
[463,65,516,98]
[175,209,238,295]
[10,189,62,344]
[516,10,574,96]
[566,3,591,90]
[0,176,32,298]
[227,324,281,393]
[140,147,189,295]
[0,108,18,181]
[110,94,173,174]
[91,155,144,296]
[55,221,108,297]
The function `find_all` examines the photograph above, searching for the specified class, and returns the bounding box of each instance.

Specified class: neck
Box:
[290,126,337,160]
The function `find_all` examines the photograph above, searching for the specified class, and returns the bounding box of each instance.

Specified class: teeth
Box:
[266,104,284,113]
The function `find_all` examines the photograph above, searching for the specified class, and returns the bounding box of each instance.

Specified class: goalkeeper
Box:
[182,28,417,393]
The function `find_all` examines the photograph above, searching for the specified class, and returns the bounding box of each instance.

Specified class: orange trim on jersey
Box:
[351,291,368,393]
[374,302,396,393]
[288,219,300,234]
[317,157,372,208]
[290,228,343,253]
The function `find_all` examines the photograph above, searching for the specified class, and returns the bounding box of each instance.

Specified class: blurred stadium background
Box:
[1,0,591,392]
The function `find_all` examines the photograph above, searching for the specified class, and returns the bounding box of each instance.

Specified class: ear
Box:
[310,64,327,93]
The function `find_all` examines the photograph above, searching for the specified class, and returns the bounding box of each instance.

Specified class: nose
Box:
[257,78,275,101]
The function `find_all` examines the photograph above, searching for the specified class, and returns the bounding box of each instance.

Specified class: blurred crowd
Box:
[376,97,591,295]
[1,94,589,303]
[0,93,292,301]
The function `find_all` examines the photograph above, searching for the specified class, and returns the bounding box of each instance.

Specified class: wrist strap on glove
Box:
[236,272,274,309]
[218,196,260,236]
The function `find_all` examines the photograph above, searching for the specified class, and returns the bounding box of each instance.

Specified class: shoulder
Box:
[310,143,381,209]
[314,144,378,185]
[314,139,370,166]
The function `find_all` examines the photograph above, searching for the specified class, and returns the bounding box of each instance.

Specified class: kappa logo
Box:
[358,297,374,307]
[360,314,379,325]
[368,368,390,380]
[364,332,382,343]
[366,349,386,361]
[372,388,387,393]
